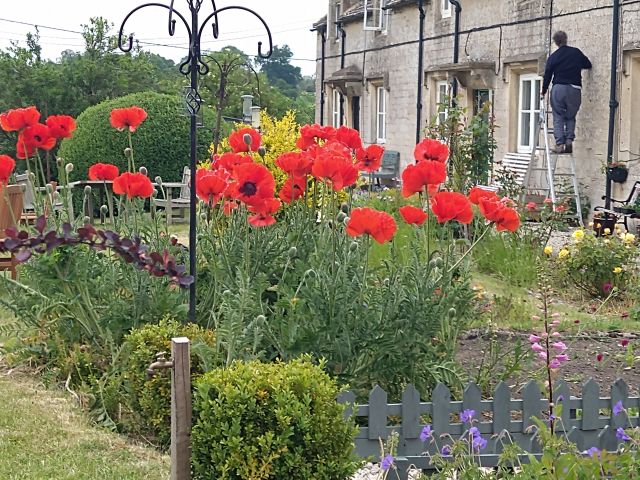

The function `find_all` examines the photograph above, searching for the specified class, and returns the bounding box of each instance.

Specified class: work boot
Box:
[565,140,573,154]
[552,144,566,154]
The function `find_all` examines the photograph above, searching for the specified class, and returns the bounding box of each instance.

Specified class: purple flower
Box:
[613,400,624,417]
[441,445,452,457]
[460,409,475,424]
[529,334,541,343]
[616,427,631,442]
[603,282,613,293]
[584,447,601,459]
[420,425,432,442]
[473,435,488,451]
[557,395,564,403]
[381,454,394,471]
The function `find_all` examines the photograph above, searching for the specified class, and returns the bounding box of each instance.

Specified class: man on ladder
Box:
[541,31,592,154]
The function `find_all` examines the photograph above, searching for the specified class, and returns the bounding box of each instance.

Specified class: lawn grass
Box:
[0,372,170,480]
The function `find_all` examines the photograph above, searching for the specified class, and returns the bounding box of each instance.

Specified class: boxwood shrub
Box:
[58,91,214,183]
[191,356,359,480]
[118,318,217,447]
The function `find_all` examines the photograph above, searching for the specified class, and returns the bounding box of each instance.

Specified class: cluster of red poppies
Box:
[0,106,77,159]
[0,154,16,187]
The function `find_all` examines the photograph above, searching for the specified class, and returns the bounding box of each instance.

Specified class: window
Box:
[473,89,494,120]
[334,3,342,41]
[364,0,387,31]
[436,80,450,125]
[517,74,542,153]
[376,86,386,143]
[441,0,452,19]
[332,89,341,127]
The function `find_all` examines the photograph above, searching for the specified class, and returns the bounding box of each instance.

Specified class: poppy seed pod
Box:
[84,185,92,195]
[65,163,74,173]
[139,166,147,176]
[124,147,133,157]
[100,205,109,215]
[257,146,266,157]
[336,211,347,222]
[288,246,298,257]
[255,314,266,323]
[243,133,253,146]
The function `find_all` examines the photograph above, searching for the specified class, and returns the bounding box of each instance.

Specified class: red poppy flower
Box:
[495,207,520,232]
[211,152,253,174]
[0,106,40,132]
[229,127,261,153]
[525,201,537,211]
[45,115,77,139]
[275,152,313,177]
[229,162,275,206]
[335,125,363,150]
[88,163,119,181]
[478,197,505,223]
[278,176,306,203]
[401,160,447,197]
[112,172,155,199]
[414,138,449,163]
[468,186,498,205]
[346,207,397,244]
[311,141,358,191]
[399,205,428,225]
[22,123,56,151]
[0,155,16,185]
[16,133,35,159]
[355,144,385,172]
[431,191,474,224]
[196,168,229,205]
[296,124,336,150]
[109,106,148,132]
[248,197,281,227]
[223,200,238,216]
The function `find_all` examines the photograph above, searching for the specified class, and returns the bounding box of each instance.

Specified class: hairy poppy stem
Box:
[127,133,136,172]
[447,224,491,273]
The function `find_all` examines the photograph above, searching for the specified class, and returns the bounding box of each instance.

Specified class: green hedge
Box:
[58,91,214,183]
[191,356,359,480]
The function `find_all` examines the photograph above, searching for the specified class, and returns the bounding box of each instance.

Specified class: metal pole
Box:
[188,6,199,323]
[449,1,462,101]
[605,0,620,210]
[319,28,327,125]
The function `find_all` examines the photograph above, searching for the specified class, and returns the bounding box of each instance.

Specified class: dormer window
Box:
[441,0,452,19]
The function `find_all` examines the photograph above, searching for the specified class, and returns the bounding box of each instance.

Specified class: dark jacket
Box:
[542,45,592,94]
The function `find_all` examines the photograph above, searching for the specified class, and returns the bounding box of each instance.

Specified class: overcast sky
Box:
[0,0,327,76]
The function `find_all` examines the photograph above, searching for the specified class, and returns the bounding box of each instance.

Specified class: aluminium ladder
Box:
[521,101,584,227]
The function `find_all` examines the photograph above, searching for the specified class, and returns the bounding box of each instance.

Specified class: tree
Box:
[255,45,302,90]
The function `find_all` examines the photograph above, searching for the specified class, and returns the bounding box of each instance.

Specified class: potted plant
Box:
[592,211,618,237]
[606,162,629,183]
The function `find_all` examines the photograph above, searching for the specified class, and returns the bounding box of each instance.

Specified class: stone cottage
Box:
[312,0,640,213]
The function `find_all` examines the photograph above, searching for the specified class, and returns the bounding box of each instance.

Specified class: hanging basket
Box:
[607,166,628,183]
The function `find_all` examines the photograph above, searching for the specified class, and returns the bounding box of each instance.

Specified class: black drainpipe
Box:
[416,0,426,144]
[449,1,462,101]
[337,22,346,125]
[605,0,620,210]
[319,27,327,125]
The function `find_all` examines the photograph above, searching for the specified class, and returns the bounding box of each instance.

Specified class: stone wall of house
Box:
[314,0,640,214]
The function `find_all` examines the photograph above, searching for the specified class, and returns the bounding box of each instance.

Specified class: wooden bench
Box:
[495,152,531,186]
[0,185,24,279]
[369,150,400,187]
[154,166,191,225]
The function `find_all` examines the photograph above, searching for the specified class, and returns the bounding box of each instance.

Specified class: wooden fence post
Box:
[171,337,191,480]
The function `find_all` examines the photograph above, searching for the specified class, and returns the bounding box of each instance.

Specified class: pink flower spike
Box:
[531,343,544,352]
[538,352,548,360]
[555,354,569,363]
[551,332,561,337]
[551,313,561,318]
[549,359,562,369]
[552,342,567,352]
[541,332,548,337]
[551,320,561,327]
[529,334,541,343]
[531,315,541,321]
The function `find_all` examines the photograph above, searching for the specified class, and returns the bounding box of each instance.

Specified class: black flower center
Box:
[239,181,257,196]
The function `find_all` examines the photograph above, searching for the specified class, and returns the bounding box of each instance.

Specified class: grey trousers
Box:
[550,84,582,145]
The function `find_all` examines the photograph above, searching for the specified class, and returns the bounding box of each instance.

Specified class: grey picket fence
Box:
[338,379,640,479]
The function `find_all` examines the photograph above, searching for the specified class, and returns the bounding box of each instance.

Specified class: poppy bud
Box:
[337,211,346,222]
[83,216,91,224]
[200,212,207,221]
[139,166,147,176]
[124,147,133,157]
[304,269,316,278]
[84,185,92,195]
[45,184,54,194]
[243,133,253,146]
[256,314,266,323]
[170,234,178,245]
[435,257,444,268]
[100,205,108,215]
[222,289,232,296]
[429,259,438,269]
[65,163,74,173]
[257,146,266,157]
[155,176,163,186]
[349,241,359,252]
[340,203,349,213]
[288,247,297,257]
[56,157,64,167]
[448,308,457,318]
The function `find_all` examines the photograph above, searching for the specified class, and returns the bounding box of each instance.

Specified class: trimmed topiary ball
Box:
[191,356,359,480]
[58,91,214,183]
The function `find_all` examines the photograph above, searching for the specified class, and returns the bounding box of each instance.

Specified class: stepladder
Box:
[521,100,584,227]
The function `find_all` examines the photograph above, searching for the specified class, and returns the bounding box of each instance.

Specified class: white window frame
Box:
[441,0,452,19]
[334,3,342,41]
[376,86,387,143]
[436,80,450,125]
[332,89,341,128]
[517,73,542,153]
[364,0,384,31]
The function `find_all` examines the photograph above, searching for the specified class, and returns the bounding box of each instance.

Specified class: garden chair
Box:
[154,166,191,225]
[594,180,640,232]
[0,184,24,279]
[369,150,400,187]
[14,173,65,223]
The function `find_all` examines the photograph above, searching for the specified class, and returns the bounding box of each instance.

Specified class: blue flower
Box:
[381,454,394,471]
[420,425,432,442]
[616,427,631,442]
[441,445,452,457]
[460,409,475,424]
[473,436,488,451]
[584,447,601,459]
[613,400,624,417]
